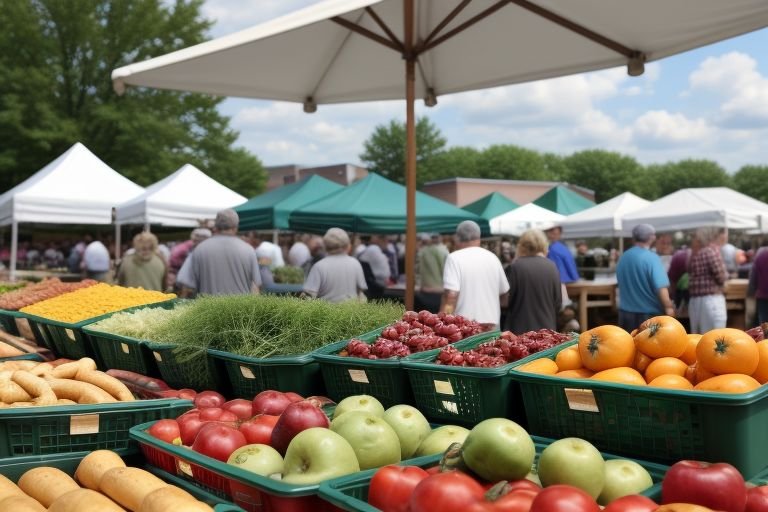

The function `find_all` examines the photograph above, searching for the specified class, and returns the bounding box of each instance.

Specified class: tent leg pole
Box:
[9,221,17,281]
[115,223,121,260]
[403,0,416,311]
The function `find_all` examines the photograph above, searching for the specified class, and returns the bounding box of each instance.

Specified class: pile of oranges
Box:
[517,316,768,393]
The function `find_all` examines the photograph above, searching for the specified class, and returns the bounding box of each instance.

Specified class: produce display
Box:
[516,316,768,393]
[0,281,28,295]
[0,449,215,511]
[0,277,97,311]
[0,357,135,406]
[88,294,404,358]
[435,329,572,367]
[19,283,175,323]
[341,310,485,359]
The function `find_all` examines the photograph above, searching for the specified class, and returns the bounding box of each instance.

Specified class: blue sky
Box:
[202,1,768,173]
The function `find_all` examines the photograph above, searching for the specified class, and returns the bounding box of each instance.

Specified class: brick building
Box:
[264,163,368,191]
[421,177,595,207]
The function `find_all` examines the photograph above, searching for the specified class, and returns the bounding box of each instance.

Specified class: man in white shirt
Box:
[358,234,391,287]
[82,239,112,282]
[288,234,312,268]
[440,221,509,330]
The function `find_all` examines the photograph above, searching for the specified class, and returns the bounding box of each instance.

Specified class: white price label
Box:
[564,388,599,413]
[121,343,130,354]
[240,366,255,379]
[70,414,100,435]
[65,328,76,341]
[433,380,454,395]
[177,460,193,477]
[153,351,163,362]
[348,369,369,384]
[441,401,459,414]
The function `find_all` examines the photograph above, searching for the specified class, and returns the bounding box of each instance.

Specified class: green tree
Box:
[360,117,446,185]
[0,0,265,197]
[731,165,768,204]
[563,150,646,202]
[646,159,730,198]
[475,145,555,181]
[422,146,481,184]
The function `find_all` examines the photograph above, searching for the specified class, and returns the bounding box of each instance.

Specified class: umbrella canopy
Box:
[114,164,247,227]
[560,192,650,238]
[111,0,768,308]
[235,174,344,230]
[533,185,595,215]
[489,203,565,236]
[289,172,489,234]
[621,187,768,235]
[462,192,519,220]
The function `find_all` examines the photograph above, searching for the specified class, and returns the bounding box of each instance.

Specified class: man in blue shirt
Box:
[545,225,580,307]
[616,224,676,332]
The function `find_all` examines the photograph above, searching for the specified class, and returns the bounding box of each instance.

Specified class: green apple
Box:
[460,418,535,482]
[333,395,385,419]
[598,459,654,505]
[415,425,470,457]
[330,411,401,470]
[227,444,284,476]
[537,437,606,499]
[383,405,432,459]
[282,427,360,484]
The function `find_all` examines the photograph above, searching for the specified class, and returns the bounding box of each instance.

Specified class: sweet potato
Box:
[17,467,79,508]
[47,488,126,512]
[45,378,117,404]
[100,467,167,511]
[75,450,126,490]
[11,371,57,406]
[75,370,134,402]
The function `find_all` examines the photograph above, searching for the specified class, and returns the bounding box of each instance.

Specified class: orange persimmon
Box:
[633,315,688,359]
[578,325,635,372]
[696,328,759,375]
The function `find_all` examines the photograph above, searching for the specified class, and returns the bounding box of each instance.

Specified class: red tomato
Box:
[238,414,280,445]
[368,465,429,512]
[222,399,253,420]
[147,419,180,444]
[191,423,247,462]
[409,471,486,512]
[193,390,226,409]
[747,485,768,512]
[177,388,197,400]
[662,460,747,512]
[199,407,238,422]
[475,489,539,512]
[529,485,601,512]
[425,465,441,475]
[603,495,658,512]
[177,411,206,446]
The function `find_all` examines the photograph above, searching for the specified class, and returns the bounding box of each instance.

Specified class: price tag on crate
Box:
[121,343,130,354]
[441,400,459,414]
[177,459,193,477]
[564,388,599,413]
[65,328,76,342]
[434,380,455,395]
[70,414,100,435]
[153,351,163,362]
[240,366,255,379]
[348,369,369,384]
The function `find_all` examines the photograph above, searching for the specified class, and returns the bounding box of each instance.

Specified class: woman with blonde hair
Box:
[688,226,728,333]
[116,232,167,291]
[503,229,561,333]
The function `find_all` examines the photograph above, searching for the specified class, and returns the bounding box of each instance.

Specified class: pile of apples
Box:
[146,390,469,485]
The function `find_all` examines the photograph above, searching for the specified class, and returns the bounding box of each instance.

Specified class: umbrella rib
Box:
[364,6,404,51]
[331,15,403,53]
[509,0,637,58]
[417,0,510,53]
[421,0,472,50]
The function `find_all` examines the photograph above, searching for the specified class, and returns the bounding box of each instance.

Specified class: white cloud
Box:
[632,111,712,148]
[203,1,318,36]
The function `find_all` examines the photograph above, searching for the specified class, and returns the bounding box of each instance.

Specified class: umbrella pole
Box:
[9,221,17,281]
[404,0,416,311]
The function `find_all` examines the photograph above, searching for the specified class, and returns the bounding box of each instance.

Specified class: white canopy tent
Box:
[114,164,247,227]
[621,187,768,236]
[0,142,145,279]
[111,0,768,309]
[490,203,565,237]
[561,192,651,239]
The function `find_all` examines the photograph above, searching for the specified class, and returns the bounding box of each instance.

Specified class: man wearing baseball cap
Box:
[616,223,675,332]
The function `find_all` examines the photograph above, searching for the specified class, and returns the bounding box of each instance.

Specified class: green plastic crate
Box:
[0,308,22,336]
[0,308,52,350]
[318,436,667,511]
[0,398,192,457]
[208,349,325,400]
[132,420,440,512]
[145,465,245,509]
[147,344,230,394]
[312,327,420,408]
[0,352,44,362]
[82,300,180,375]
[401,331,577,426]
[510,341,768,479]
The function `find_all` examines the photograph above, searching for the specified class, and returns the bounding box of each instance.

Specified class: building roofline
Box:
[422,177,594,196]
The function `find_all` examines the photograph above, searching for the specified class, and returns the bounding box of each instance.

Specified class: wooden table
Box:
[565,279,617,331]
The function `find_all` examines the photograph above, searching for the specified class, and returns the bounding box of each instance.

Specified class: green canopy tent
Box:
[462,192,519,221]
[235,174,343,230]
[533,185,596,216]
[289,173,489,235]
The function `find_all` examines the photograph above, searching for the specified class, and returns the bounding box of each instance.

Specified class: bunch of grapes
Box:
[435,329,572,368]
[341,310,486,360]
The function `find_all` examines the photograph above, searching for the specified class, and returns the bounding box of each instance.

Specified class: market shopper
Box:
[358,234,392,287]
[688,226,729,333]
[615,224,675,332]
[416,233,449,312]
[749,243,768,325]
[504,229,561,333]
[545,225,580,306]
[440,220,509,330]
[116,232,167,291]
[82,238,112,283]
[167,228,211,290]
[179,209,261,297]
[303,228,367,303]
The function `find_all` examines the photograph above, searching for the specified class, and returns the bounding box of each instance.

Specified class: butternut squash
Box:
[75,449,127,490]
[139,486,214,512]
[0,494,46,511]
[47,488,125,512]
[0,473,25,501]
[17,467,79,508]
[99,467,167,511]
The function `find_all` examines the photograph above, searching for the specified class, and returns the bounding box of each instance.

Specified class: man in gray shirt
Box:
[179,209,261,297]
[303,228,367,303]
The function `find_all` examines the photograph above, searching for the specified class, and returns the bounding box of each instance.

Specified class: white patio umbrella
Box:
[111,0,768,309]
[489,203,564,236]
